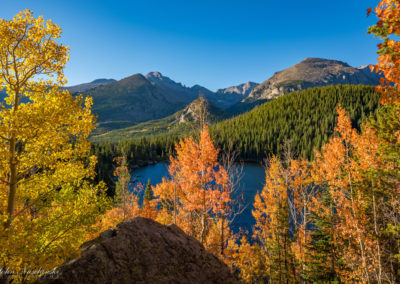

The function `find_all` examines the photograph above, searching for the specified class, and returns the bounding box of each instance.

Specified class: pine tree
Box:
[144,179,154,202]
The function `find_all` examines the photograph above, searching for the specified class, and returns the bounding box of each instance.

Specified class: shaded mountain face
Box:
[244,58,381,103]
[145,72,225,109]
[89,96,225,143]
[66,78,116,93]
[145,71,252,110]
[145,72,197,103]
[84,74,191,132]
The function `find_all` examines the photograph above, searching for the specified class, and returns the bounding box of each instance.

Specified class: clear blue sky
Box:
[2,0,380,91]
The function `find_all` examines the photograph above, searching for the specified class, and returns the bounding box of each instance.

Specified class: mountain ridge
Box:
[65,78,116,93]
[244,57,381,103]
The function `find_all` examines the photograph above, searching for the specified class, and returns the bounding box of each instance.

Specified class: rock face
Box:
[244,57,381,103]
[215,82,259,108]
[216,81,258,97]
[177,96,224,124]
[37,217,238,284]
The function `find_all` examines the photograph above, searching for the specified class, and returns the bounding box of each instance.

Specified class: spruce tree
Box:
[144,179,154,201]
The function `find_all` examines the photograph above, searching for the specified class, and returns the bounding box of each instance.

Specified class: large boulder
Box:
[37,217,238,284]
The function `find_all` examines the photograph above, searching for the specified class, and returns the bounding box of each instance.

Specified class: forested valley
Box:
[93,84,381,193]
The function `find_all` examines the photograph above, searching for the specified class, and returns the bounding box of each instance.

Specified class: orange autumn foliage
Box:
[154,126,232,251]
[369,0,400,105]
[311,105,383,282]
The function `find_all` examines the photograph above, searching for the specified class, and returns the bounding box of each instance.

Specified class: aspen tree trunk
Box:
[372,191,382,284]
[122,181,126,221]
[345,142,370,284]
[302,197,307,283]
[200,188,206,244]
[220,215,225,255]
[173,183,177,225]
[5,87,20,230]
[330,201,336,280]
[2,87,20,284]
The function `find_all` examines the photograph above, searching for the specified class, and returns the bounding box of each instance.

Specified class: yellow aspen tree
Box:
[0,10,109,281]
[288,159,316,281]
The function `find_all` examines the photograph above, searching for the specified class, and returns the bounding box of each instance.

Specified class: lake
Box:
[130,162,266,233]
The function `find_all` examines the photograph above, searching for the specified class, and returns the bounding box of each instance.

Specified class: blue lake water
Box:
[130,162,266,233]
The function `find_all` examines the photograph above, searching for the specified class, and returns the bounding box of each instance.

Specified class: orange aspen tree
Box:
[252,156,294,282]
[155,126,230,249]
[368,0,400,105]
[368,3,400,281]
[311,106,379,282]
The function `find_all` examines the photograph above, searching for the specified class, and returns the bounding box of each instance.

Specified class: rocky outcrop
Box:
[216,81,258,97]
[177,96,224,124]
[215,82,259,108]
[37,217,238,284]
[244,57,381,103]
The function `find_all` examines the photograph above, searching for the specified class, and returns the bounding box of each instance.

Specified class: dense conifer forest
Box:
[92,84,380,191]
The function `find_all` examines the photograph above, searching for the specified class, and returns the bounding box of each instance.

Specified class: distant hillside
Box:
[212,85,381,160]
[90,96,225,142]
[85,73,197,135]
[244,58,381,103]
[66,78,116,93]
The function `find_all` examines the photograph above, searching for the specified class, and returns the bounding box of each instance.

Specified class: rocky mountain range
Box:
[63,57,382,138]
[75,72,255,133]
[244,57,381,102]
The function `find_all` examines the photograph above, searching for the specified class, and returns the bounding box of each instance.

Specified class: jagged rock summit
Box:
[37,217,238,284]
[244,57,381,102]
[216,81,259,97]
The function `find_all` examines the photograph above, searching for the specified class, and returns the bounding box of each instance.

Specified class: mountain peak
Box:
[146,71,163,79]
[119,73,149,85]
[299,57,351,67]
[244,58,381,102]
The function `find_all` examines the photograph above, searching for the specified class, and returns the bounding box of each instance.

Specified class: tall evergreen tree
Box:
[144,179,154,202]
